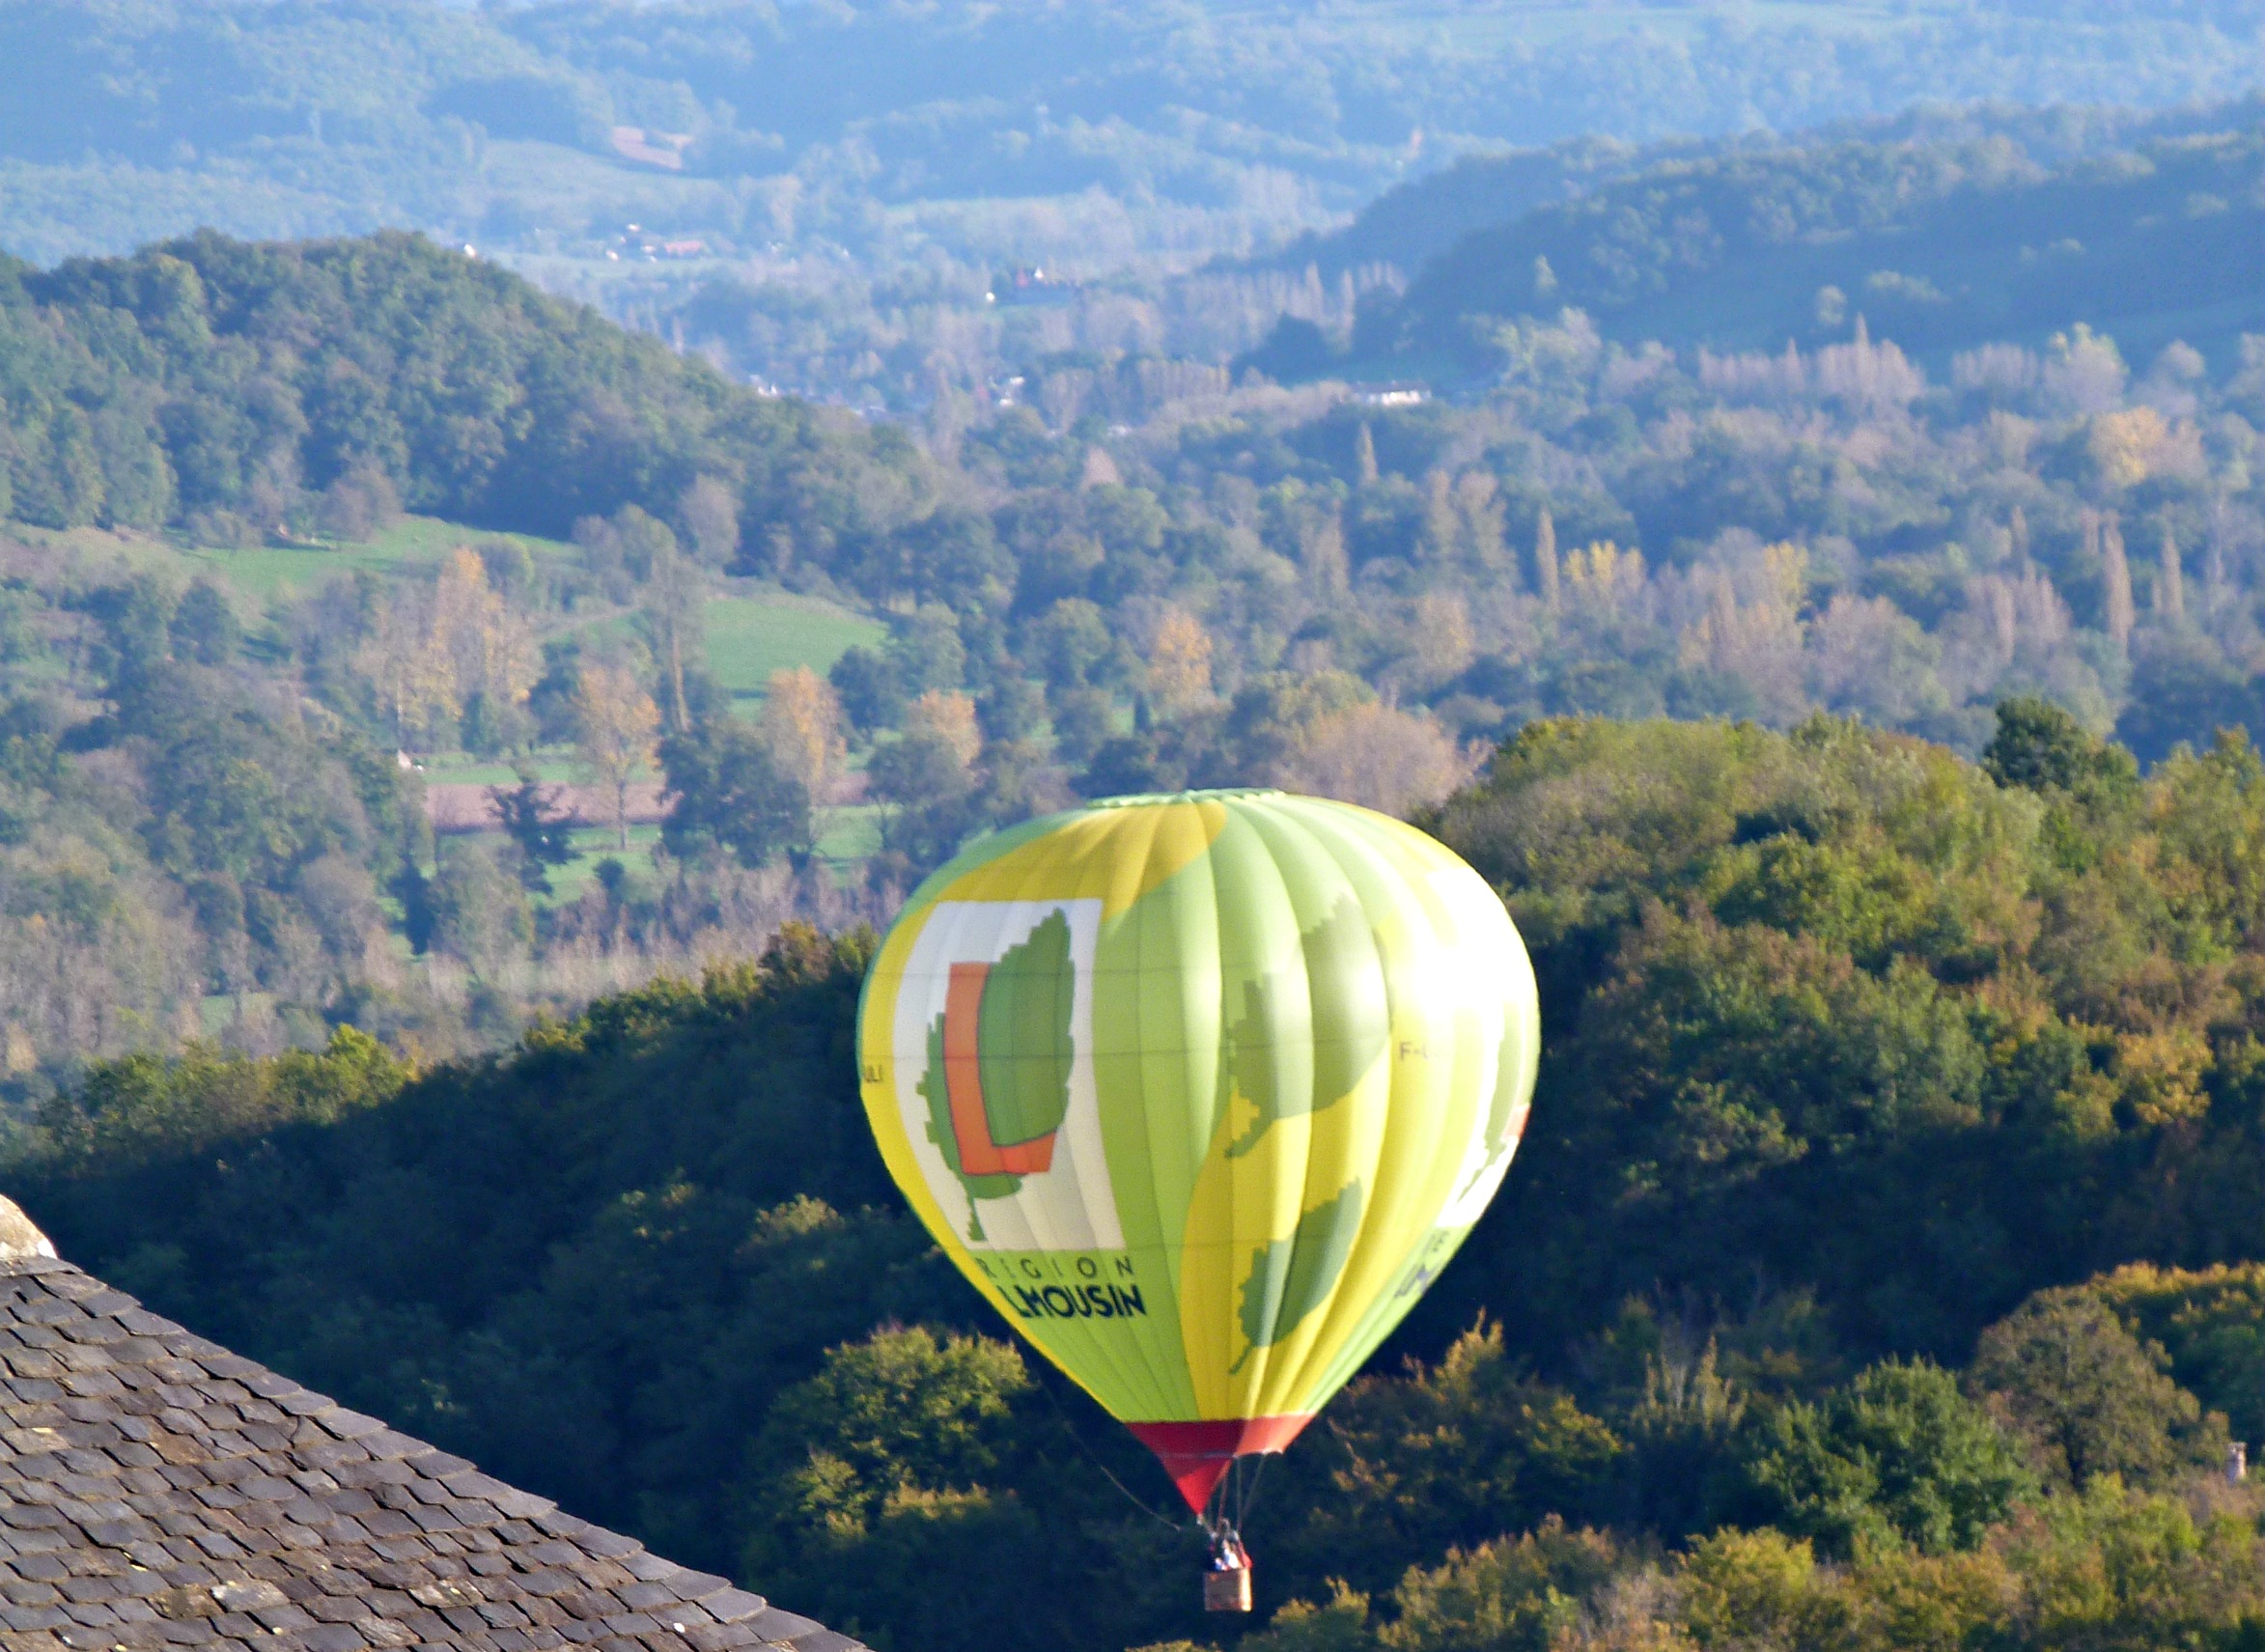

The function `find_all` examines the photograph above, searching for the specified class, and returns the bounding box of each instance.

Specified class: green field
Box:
[182,516,577,604]
[700,590,885,704]
[164,514,885,712]
[814,803,882,873]
[540,824,667,903]
[417,755,578,788]
[560,585,884,706]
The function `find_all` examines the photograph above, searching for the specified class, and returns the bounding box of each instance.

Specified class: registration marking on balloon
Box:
[885,896,1122,1250]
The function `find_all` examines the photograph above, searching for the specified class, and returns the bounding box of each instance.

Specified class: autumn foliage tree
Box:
[354,547,539,751]
[571,664,661,849]
[758,667,847,808]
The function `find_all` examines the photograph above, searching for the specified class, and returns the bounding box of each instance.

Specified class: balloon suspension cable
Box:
[1032,1374,1185,1532]
[1239,1451,1272,1530]
[1201,1454,1268,1554]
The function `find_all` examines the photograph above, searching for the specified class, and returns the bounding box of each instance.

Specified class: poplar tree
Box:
[2100,512,2134,650]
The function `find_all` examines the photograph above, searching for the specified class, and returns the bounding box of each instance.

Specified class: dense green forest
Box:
[25,708,2265,1651]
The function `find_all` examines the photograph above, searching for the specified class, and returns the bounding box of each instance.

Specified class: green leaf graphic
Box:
[1227,895,1387,1156]
[977,908,1076,1147]
[1234,1179,1365,1372]
[917,1010,1020,1240]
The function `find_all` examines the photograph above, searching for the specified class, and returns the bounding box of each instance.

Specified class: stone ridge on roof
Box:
[0,1255,861,1652]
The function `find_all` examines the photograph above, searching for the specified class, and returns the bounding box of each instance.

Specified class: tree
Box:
[828,645,905,734]
[1981,696,2136,795]
[2158,526,2185,621]
[571,665,660,850]
[1412,592,1475,686]
[1969,1292,2223,1489]
[887,606,968,699]
[1676,1527,1831,1651]
[318,460,403,542]
[1266,1324,1624,1600]
[428,839,534,979]
[867,720,984,877]
[759,667,847,811]
[433,548,540,753]
[2100,511,2134,651]
[749,1326,1029,1534]
[1277,702,1470,817]
[867,729,976,814]
[356,593,459,747]
[488,772,577,893]
[902,689,981,769]
[1389,1525,1624,1652]
[659,716,811,868]
[680,474,741,569]
[169,580,240,665]
[89,577,174,684]
[1032,599,1116,692]
[355,549,539,750]
[975,674,1045,745]
[1147,608,1216,719]
[641,536,706,734]
[741,1328,1051,1652]
[1740,1359,2035,1558]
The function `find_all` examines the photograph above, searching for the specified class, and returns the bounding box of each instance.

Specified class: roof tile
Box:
[697,1596,765,1629]
[0,1260,859,1652]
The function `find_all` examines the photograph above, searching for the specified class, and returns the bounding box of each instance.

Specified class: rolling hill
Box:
[1245,108,2265,383]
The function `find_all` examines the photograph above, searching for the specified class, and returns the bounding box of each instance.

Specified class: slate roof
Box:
[0,1220,861,1652]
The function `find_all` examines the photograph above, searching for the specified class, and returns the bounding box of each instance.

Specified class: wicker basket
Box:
[1204,1566,1253,1613]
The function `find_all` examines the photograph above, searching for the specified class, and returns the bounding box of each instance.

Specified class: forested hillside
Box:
[1272,117,2265,382]
[0,230,929,540]
[0,194,2259,1074]
[1246,94,2256,288]
[23,710,2265,1651]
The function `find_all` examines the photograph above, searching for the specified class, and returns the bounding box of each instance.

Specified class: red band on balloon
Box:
[1127,1415,1314,1512]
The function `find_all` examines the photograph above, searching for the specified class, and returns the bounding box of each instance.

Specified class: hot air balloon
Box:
[855,790,1539,1608]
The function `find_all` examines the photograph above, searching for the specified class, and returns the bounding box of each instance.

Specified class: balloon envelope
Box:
[856,790,1539,1510]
